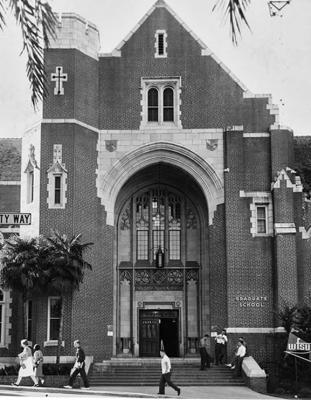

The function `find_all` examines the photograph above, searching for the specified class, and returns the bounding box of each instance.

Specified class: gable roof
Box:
[0,139,21,181]
[107,0,249,92]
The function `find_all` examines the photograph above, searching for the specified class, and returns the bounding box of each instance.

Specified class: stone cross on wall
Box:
[51,66,68,95]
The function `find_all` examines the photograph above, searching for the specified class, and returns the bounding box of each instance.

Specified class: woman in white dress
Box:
[12,339,39,387]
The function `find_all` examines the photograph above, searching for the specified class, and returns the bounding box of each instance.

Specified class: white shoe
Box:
[82,387,90,390]
[230,366,235,370]
[225,364,232,367]
[64,385,73,389]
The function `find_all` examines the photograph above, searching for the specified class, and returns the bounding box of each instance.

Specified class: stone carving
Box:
[206,139,218,151]
[120,207,131,230]
[186,269,199,282]
[186,208,197,229]
[105,140,118,152]
[120,270,132,283]
[51,66,68,95]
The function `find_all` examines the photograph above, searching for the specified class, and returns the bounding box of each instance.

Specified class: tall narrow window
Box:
[148,88,159,122]
[155,30,167,58]
[158,33,164,55]
[0,290,4,345]
[29,170,34,203]
[54,176,61,205]
[256,206,267,234]
[48,297,62,341]
[163,88,174,122]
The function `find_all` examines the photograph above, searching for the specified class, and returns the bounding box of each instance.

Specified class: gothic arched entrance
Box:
[114,163,209,357]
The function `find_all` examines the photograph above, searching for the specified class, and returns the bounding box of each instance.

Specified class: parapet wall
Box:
[48,13,100,59]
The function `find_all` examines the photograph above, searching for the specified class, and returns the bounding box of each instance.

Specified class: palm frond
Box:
[0,1,6,30]
[9,0,57,108]
[213,0,251,45]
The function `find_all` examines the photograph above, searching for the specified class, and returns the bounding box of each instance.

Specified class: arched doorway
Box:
[114,163,209,357]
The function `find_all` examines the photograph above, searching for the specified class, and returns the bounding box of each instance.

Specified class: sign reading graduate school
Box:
[235,295,268,308]
[0,213,31,225]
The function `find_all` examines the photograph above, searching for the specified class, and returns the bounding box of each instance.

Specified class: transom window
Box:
[140,77,182,129]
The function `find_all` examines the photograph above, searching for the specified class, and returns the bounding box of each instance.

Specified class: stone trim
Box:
[0,181,21,186]
[299,226,311,240]
[226,327,286,333]
[240,191,273,237]
[274,222,296,234]
[154,30,168,58]
[243,133,270,138]
[42,119,99,133]
[47,145,68,210]
[139,77,182,130]
[96,141,223,225]
[44,340,65,347]
[272,169,302,192]
[226,125,244,132]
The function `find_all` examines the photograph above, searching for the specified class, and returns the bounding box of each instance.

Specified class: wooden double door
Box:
[139,309,179,357]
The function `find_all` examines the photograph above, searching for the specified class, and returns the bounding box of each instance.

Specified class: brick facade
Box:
[1,0,311,365]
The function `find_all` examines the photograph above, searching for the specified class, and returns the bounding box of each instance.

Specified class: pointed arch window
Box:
[163,87,174,122]
[148,88,159,122]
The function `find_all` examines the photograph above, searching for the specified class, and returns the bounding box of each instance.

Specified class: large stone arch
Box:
[97,141,224,225]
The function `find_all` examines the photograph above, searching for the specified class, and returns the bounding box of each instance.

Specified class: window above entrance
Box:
[140,77,182,129]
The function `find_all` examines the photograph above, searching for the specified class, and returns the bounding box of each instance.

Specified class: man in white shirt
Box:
[231,339,246,377]
[214,329,228,365]
[158,350,181,396]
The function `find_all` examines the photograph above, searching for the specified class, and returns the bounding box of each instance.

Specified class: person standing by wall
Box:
[11,339,39,387]
[33,344,44,386]
[214,329,228,365]
[64,340,90,389]
[158,350,181,396]
[199,334,210,370]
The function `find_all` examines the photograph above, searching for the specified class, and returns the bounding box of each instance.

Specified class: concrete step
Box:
[88,362,245,387]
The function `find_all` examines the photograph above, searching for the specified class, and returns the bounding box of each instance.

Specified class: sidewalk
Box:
[0,384,285,399]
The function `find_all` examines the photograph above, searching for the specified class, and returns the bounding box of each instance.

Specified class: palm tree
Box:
[213,0,251,45]
[0,231,93,366]
[0,235,44,336]
[42,231,93,365]
[0,0,57,107]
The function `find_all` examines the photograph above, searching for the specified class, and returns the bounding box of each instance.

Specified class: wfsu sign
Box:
[287,332,311,354]
[0,213,31,225]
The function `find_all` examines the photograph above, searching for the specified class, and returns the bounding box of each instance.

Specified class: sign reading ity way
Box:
[0,213,31,225]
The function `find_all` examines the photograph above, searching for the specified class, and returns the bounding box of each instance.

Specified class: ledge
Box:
[242,356,267,394]
[44,340,65,347]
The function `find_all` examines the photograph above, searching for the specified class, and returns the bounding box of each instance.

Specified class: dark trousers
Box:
[158,372,180,394]
[215,343,226,365]
[199,348,210,369]
[68,366,89,388]
[233,356,244,377]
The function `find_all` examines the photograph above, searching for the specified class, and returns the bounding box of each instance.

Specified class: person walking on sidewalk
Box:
[11,339,39,387]
[158,350,181,396]
[64,340,90,389]
[33,344,45,386]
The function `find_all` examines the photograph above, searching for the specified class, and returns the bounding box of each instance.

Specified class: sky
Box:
[0,0,310,138]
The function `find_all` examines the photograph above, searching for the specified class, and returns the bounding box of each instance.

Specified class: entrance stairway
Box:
[88,358,245,386]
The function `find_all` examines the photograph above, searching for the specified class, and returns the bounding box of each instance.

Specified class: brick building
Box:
[1,0,311,366]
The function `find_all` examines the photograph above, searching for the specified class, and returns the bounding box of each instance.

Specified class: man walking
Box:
[158,350,181,396]
[64,340,90,389]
